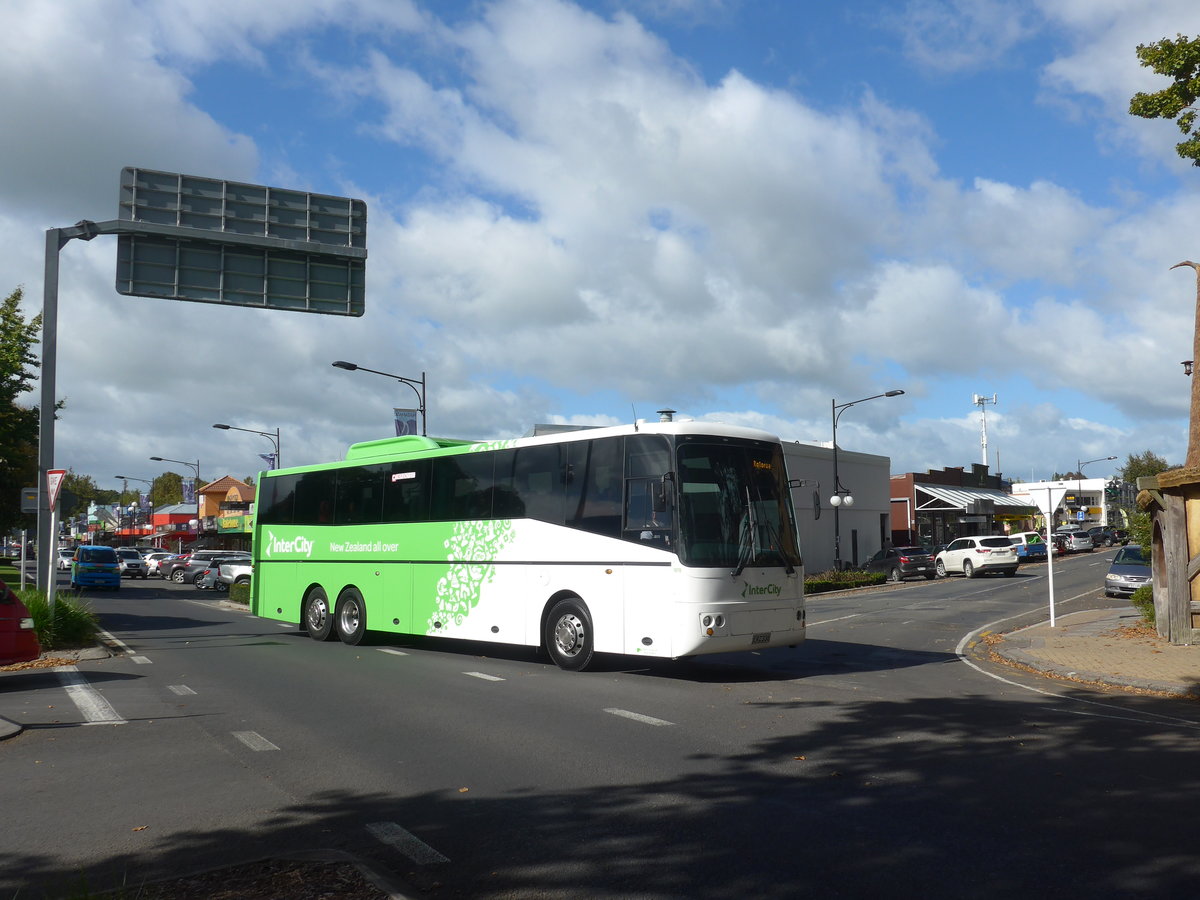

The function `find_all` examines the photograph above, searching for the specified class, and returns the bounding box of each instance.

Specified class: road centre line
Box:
[131,656,152,664]
[168,685,196,696]
[52,667,127,725]
[377,648,408,656]
[232,731,280,751]
[807,612,865,627]
[604,708,675,727]
[366,821,450,865]
[464,671,505,681]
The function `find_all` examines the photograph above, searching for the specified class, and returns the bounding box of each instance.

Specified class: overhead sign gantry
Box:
[34,168,368,600]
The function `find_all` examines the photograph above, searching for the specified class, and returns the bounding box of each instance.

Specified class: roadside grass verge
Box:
[15,587,98,649]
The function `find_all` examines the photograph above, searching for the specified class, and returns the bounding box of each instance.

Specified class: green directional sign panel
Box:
[114,167,367,316]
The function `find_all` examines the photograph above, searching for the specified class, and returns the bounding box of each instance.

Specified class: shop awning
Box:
[914,484,1035,511]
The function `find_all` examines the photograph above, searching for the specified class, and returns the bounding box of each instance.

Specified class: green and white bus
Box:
[251,420,805,670]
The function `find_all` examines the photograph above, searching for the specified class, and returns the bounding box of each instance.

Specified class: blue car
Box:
[70,545,121,591]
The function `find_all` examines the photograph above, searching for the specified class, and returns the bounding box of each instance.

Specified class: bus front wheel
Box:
[304,587,335,641]
[336,588,367,646]
[544,596,594,672]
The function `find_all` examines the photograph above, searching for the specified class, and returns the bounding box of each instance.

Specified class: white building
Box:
[1009,477,1120,531]
[784,441,892,573]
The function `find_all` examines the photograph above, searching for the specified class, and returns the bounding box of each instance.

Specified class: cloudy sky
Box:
[3,0,1197,491]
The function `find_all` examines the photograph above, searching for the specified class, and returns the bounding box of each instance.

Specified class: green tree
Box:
[1120,450,1173,482]
[1129,34,1200,165]
[0,287,43,538]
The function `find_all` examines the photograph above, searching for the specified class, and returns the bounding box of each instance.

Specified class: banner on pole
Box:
[394,408,418,436]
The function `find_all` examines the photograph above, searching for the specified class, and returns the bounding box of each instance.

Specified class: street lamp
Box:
[150,456,201,547]
[831,390,905,571]
[1075,455,1117,529]
[114,475,153,538]
[332,360,427,436]
[212,423,282,469]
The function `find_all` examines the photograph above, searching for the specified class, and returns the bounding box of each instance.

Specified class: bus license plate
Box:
[751,632,771,645]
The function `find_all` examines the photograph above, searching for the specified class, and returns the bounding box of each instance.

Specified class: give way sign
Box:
[46,469,66,512]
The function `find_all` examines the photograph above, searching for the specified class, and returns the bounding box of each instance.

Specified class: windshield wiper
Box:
[731,486,756,577]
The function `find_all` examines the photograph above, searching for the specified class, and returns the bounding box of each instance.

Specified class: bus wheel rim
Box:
[554,614,584,657]
[340,600,360,635]
[308,596,328,630]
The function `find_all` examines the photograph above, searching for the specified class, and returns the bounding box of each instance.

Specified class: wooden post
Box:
[1169,260,1200,468]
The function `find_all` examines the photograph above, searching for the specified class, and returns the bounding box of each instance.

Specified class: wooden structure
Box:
[1140,472,1200,644]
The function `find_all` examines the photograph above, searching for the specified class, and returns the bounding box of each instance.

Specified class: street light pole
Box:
[114,475,153,541]
[212,423,282,469]
[150,456,201,548]
[830,390,905,571]
[1076,455,1117,529]
[332,360,427,436]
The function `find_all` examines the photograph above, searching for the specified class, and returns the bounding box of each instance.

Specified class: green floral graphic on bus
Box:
[426,519,516,630]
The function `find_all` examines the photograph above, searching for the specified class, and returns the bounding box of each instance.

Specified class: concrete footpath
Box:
[989,607,1200,698]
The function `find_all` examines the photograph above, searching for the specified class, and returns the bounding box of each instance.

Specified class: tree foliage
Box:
[0,287,42,537]
[1129,34,1200,165]
[1120,450,1173,482]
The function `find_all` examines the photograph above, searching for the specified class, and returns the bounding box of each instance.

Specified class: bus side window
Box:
[567,437,622,538]
[259,474,297,525]
[294,470,336,525]
[512,444,565,525]
[383,459,430,523]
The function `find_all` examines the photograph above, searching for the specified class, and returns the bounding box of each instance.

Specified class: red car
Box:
[0,579,41,666]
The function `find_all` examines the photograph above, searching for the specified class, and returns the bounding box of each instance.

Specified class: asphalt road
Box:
[4,551,1200,898]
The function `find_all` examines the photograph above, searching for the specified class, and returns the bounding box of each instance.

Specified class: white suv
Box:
[935,536,1019,578]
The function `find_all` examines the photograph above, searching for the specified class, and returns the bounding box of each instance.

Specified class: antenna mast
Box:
[972,393,997,467]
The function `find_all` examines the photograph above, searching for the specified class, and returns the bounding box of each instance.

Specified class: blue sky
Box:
[2,0,1197,489]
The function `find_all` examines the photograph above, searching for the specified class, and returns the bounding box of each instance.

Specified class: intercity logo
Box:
[265,531,315,558]
[741,582,782,598]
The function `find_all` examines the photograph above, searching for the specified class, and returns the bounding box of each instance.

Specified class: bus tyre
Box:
[545,597,594,672]
[335,588,367,646]
[304,587,335,642]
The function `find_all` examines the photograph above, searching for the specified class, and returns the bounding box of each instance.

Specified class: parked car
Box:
[175,550,251,586]
[56,547,75,570]
[70,545,121,591]
[1087,527,1129,548]
[1009,532,1048,561]
[143,552,174,577]
[1105,544,1152,597]
[1055,531,1094,553]
[197,557,253,592]
[114,547,148,578]
[0,578,41,666]
[862,546,936,582]
[935,536,1019,578]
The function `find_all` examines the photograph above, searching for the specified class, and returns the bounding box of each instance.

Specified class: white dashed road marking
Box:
[464,672,504,681]
[168,685,196,696]
[377,648,408,656]
[232,731,280,751]
[604,708,674,727]
[53,667,127,725]
[366,821,450,864]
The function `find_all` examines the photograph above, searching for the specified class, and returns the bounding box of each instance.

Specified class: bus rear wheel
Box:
[304,586,335,641]
[336,588,367,646]
[544,596,594,672]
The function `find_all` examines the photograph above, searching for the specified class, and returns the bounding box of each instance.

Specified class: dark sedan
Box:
[862,546,936,582]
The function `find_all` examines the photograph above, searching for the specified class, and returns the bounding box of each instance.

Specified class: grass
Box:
[14,586,98,649]
[1129,584,1155,626]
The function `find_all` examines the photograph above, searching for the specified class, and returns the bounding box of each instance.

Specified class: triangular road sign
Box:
[47,469,66,512]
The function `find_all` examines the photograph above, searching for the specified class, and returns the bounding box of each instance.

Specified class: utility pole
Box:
[972,393,997,467]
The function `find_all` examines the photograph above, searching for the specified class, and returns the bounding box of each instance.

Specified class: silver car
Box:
[1056,531,1094,553]
[1105,545,1151,597]
[935,536,1019,578]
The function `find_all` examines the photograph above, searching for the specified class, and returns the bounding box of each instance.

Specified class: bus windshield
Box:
[675,439,800,571]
